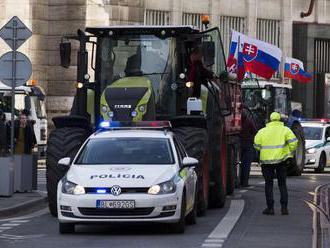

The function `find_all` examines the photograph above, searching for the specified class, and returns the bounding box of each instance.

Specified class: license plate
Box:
[96,200,135,209]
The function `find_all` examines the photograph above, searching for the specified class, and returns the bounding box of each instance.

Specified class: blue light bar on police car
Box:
[98,121,172,129]
[299,118,330,124]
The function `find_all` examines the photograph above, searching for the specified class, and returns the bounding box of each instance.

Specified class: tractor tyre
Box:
[208,125,227,208]
[288,123,305,176]
[46,127,89,217]
[174,127,209,216]
[226,144,236,195]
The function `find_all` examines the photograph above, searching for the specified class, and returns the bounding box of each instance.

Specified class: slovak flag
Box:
[284,57,312,83]
[227,30,282,80]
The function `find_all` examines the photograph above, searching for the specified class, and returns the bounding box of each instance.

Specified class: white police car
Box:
[302,119,330,172]
[57,121,198,234]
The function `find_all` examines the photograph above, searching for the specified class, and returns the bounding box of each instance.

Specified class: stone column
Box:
[209,0,220,27]
[171,0,182,25]
[246,0,257,38]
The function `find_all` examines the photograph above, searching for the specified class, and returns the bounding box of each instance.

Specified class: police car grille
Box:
[84,187,149,194]
[78,207,154,216]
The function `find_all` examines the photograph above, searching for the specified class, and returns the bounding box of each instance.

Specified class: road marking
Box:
[201,200,245,248]
[0,207,48,222]
[205,239,225,243]
[10,220,30,223]
[1,223,20,227]
[258,181,265,185]
[202,244,223,247]
[239,190,247,193]
[0,227,12,230]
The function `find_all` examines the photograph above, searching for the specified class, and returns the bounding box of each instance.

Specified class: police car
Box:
[302,119,330,172]
[57,121,198,234]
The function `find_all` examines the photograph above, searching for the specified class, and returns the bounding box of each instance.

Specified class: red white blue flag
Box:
[284,57,312,83]
[227,30,282,80]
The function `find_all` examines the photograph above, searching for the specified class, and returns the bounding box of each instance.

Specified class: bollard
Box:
[0,157,14,196]
[14,155,33,192]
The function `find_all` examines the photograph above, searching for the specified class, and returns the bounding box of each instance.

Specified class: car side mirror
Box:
[182,157,199,168]
[58,157,71,167]
[327,137,330,142]
[60,39,71,68]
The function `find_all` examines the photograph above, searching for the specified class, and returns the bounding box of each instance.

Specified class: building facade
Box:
[0,0,329,124]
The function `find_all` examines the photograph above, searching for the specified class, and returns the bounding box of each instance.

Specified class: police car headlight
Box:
[148,180,176,195]
[61,178,85,195]
[307,148,316,154]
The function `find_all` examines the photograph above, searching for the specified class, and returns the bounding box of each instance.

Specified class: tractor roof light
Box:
[201,15,210,26]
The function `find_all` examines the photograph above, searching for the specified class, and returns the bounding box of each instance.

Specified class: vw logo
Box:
[111,185,122,196]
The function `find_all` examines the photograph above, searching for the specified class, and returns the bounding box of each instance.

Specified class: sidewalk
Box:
[224,165,324,248]
[0,191,47,218]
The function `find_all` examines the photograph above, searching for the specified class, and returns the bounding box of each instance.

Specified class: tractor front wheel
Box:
[46,127,88,217]
[288,123,305,176]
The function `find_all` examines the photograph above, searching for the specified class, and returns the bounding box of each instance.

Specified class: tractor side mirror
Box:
[24,95,31,111]
[60,40,71,68]
[202,41,215,67]
[326,137,330,143]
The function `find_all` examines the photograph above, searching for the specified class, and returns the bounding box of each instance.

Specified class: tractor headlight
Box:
[138,105,146,113]
[61,177,85,195]
[108,111,114,118]
[148,180,176,195]
[307,148,316,154]
[131,111,137,117]
[101,105,108,113]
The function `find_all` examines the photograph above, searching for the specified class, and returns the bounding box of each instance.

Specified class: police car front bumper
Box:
[57,183,183,224]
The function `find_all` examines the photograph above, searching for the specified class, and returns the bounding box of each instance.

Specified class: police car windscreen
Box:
[75,138,175,165]
[303,127,323,140]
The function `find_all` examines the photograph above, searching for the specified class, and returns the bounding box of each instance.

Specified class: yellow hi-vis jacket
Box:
[254,121,298,164]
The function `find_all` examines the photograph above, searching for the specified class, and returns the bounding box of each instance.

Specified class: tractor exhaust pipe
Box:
[300,0,317,18]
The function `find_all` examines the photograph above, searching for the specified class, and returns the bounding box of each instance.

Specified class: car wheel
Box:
[169,192,186,233]
[186,187,197,225]
[59,223,75,234]
[315,152,326,173]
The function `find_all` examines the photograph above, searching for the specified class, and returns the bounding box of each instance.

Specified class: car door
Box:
[174,137,195,210]
[324,126,330,166]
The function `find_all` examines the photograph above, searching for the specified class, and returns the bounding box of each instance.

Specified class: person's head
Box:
[190,46,203,62]
[19,112,28,127]
[270,112,281,122]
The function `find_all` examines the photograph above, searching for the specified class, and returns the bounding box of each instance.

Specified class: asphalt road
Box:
[0,167,329,248]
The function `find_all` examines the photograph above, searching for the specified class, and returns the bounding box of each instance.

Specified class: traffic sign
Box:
[0,51,32,87]
[0,16,32,50]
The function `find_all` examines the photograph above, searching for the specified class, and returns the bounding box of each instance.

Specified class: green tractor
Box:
[242,79,305,176]
[46,26,235,216]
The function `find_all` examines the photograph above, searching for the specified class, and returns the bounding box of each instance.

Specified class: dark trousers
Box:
[241,144,254,186]
[261,162,288,209]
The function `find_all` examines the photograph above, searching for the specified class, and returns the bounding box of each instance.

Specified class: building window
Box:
[182,13,203,30]
[257,18,281,78]
[219,16,246,58]
[144,9,171,25]
[257,18,281,47]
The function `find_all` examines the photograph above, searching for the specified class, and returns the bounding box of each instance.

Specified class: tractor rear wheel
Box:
[174,127,209,216]
[226,144,236,195]
[46,127,88,217]
[288,123,305,176]
[208,125,227,208]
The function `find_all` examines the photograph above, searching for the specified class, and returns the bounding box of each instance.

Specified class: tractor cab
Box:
[241,79,306,176]
[59,26,228,127]
[242,79,293,124]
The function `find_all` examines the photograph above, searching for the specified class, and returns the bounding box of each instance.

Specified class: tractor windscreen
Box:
[99,35,177,116]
